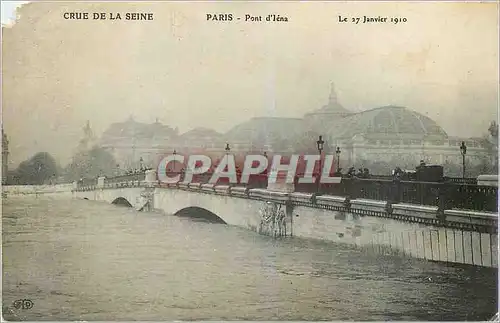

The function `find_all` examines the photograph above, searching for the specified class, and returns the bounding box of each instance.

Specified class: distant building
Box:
[303,82,352,130]
[2,128,8,185]
[77,120,97,152]
[303,85,492,169]
[224,117,307,153]
[100,116,179,169]
[221,83,494,173]
[96,83,495,175]
[177,127,223,152]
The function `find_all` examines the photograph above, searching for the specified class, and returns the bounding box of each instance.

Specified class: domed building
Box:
[301,84,490,172]
[95,83,494,176]
[224,117,307,153]
[303,82,353,132]
[222,82,492,174]
[100,116,179,170]
[177,127,223,152]
[322,105,451,166]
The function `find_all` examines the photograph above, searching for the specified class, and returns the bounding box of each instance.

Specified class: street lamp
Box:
[316,135,324,154]
[173,149,177,173]
[316,135,325,192]
[460,141,467,179]
[335,146,341,173]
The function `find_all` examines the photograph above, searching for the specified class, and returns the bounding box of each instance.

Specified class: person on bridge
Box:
[347,167,356,178]
[393,167,404,180]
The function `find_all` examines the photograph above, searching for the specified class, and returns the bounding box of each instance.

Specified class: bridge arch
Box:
[111,197,133,207]
[174,206,227,224]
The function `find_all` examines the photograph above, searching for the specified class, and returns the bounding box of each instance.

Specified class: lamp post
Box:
[222,143,231,184]
[173,149,177,173]
[460,141,467,179]
[335,146,341,174]
[316,135,325,192]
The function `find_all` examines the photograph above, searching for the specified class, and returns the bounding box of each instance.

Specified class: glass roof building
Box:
[97,84,494,175]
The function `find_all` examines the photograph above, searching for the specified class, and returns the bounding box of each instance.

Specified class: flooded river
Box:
[2,196,497,321]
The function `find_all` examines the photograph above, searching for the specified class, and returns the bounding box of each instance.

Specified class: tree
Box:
[478,120,499,175]
[488,121,498,141]
[9,152,58,185]
[64,146,118,181]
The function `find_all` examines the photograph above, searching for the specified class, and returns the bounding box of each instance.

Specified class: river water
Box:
[2,196,498,321]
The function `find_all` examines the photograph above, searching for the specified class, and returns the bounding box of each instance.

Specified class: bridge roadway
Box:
[73,170,498,268]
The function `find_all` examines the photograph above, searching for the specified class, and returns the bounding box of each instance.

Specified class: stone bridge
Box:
[73,170,498,268]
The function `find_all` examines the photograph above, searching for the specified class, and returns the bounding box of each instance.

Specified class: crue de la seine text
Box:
[63,12,154,20]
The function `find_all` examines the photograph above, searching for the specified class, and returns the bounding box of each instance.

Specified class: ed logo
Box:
[13,299,34,310]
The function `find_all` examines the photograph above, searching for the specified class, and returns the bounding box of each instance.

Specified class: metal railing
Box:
[158,172,268,189]
[296,178,497,213]
[444,176,478,185]
[347,174,478,185]
[79,178,97,187]
[75,172,497,212]
[105,172,146,184]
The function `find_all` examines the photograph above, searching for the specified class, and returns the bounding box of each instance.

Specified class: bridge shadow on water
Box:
[174,207,227,224]
[111,197,133,207]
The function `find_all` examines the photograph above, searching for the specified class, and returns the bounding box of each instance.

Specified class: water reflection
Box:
[2,196,497,321]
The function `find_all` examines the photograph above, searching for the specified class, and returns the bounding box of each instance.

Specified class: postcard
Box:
[2,1,498,321]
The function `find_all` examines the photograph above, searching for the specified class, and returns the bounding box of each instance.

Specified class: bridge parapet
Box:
[71,172,498,269]
[98,177,105,188]
[102,180,144,189]
[73,172,147,191]
[351,199,388,215]
[444,209,498,232]
[230,186,249,197]
[268,190,291,203]
[145,170,157,183]
[75,171,498,213]
[316,195,348,212]
[248,188,270,199]
[188,183,202,190]
[392,203,440,221]
[248,188,290,203]
[201,183,215,193]
[290,192,314,204]
[214,185,230,195]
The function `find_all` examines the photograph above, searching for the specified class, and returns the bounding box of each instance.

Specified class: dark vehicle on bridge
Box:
[391,164,444,183]
[414,164,444,182]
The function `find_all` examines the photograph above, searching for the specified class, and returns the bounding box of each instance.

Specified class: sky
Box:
[1,1,499,167]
